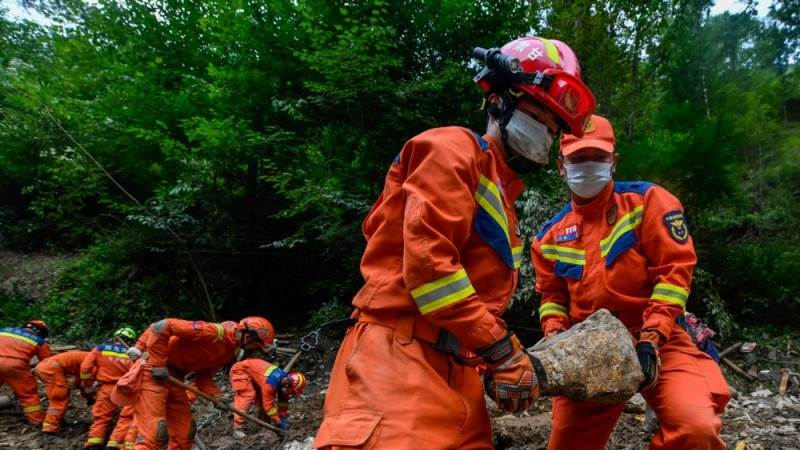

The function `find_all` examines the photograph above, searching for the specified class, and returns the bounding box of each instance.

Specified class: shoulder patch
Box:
[614,181,654,195]
[472,131,490,151]
[663,210,689,243]
[536,202,573,241]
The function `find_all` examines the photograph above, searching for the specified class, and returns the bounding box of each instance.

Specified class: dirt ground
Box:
[1,333,798,450]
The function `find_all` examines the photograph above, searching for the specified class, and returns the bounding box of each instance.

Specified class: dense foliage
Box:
[0,0,797,339]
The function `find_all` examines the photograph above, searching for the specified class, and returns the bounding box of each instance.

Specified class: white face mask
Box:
[504,110,554,165]
[563,160,613,198]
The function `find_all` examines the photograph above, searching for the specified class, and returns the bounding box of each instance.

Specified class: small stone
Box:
[750,389,773,398]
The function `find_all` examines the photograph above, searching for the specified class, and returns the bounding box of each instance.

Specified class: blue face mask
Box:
[564,160,612,198]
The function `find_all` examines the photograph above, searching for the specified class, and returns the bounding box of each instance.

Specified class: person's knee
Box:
[660,413,721,446]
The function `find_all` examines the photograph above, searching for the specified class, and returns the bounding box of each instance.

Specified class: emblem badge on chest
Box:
[556,224,579,242]
[606,204,618,225]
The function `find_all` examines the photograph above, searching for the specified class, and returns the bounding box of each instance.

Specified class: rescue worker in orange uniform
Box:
[81,327,137,449]
[531,115,730,450]
[35,349,91,433]
[229,358,307,438]
[0,320,51,425]
[314,37,596,450]
[133,316,275,450]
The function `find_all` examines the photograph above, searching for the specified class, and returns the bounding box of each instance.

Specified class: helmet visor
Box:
[515,69,596,137]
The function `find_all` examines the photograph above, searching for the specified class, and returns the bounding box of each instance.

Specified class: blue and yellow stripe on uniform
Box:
[540,244,585,265]
[600,205,644,266]
[651,282,689,309]
[0,327,45,347]
[410,268,476,315]
[98,344,129,359]
[474,175,516,269]
[265,364,287,388]
[539,302,568,320]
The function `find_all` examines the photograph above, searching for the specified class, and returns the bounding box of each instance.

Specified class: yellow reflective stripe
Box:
[101,350,130,359]
[475,176,509,240]
[87,437,105,444]
[539,302,568,319]
[267,407,279,416]
[512,245,523,269]
[600,205,644,257]
[23,404,41,412]
[125,443,135,449]
[0,332,36,346]
[80,372,93,379]
[651,282,689,308]
[107,441,122,448]
[540,244,585,265]
[539,38,561,64]
[264,365,278,377]
[410,269,476,315]
[213,323,224,342]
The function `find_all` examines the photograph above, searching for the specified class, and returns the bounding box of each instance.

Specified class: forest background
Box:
[1,0,798,341]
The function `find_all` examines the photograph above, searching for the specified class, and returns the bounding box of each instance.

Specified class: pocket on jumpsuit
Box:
[315,324,383,448]
[314,410,382,448]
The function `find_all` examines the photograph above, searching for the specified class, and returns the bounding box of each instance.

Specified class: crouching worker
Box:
[81,327,137,449]
[133,316,275,450]
[229,357,306,438]
[36,349,91,433]
[0,320,51,425]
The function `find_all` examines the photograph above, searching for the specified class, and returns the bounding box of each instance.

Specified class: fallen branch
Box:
[722,357,756,382]
[283,351,303,372]
[719,341,742,359]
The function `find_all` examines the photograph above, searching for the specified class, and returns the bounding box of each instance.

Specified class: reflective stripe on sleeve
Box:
[410,268,476,315]
[213,323,224,343]
[539,302,569,319]
[540,244,585,265]
[512,246,523,269]
[651,282,689,309]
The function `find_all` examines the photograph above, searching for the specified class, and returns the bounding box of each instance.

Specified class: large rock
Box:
[527,308,644,404]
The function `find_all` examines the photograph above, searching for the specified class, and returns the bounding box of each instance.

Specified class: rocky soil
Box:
[1,332,798,449]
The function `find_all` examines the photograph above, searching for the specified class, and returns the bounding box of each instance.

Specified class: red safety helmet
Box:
[285,371,307,396]
[474,36,595,137]
[25,320,49,338]
[236,316,275,347]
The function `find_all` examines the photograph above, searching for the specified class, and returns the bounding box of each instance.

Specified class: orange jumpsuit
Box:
[134,319,238,450]
[315,127,524,449]
[229,359,289,429]
[0,327,51,424]
[81,343,134,448]
[36,350,89,432]
[532,181,730,450]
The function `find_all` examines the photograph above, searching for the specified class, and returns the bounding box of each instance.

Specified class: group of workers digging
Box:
[0,316,307,449]
[2,35,729,450]
[314,36,730,449]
